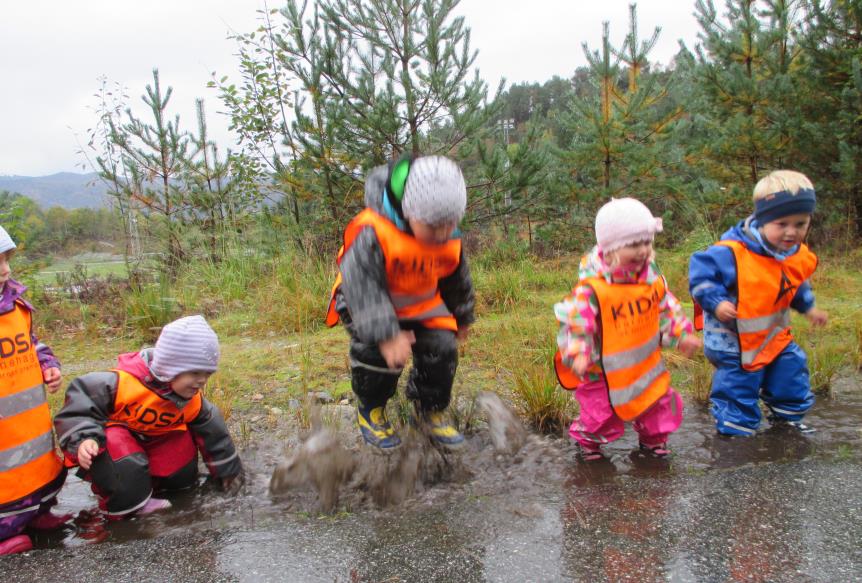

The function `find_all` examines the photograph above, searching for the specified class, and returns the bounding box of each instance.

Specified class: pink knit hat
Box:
[594,197,663,253]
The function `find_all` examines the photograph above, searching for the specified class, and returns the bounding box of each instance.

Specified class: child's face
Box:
[408,218,457,245]
[608,240,652,271]
[0,251,12,288]
[169,370,213,399]
[760,213,811,251]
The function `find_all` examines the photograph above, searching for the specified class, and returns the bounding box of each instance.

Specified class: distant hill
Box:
[0,172,109,209]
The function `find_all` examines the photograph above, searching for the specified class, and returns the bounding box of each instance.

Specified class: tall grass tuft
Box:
[205,372,235,421]
[800,330,848,395]
[252,249,333,334]
[665,351,714,404]
[510,352,574,434]
[124,277,181,341]
[473,263,527,314]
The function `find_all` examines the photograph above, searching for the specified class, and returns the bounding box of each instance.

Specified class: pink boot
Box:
[137,497,171,516]
[29,511,74,531]
[0,534,33,555]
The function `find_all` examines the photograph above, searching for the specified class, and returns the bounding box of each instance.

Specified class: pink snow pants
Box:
[568,380,684,449]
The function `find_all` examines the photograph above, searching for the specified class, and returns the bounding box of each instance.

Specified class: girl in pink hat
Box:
[553,198,701,461]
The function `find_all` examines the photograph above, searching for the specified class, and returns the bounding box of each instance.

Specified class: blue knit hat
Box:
[0,225,16,255]
[754,188,816,224]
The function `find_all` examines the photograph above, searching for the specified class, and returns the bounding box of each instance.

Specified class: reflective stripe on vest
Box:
[326,208,461,331]
[107,370,203,435]
[0,382,46,418]
[0,301,63,504]
[590,276,671,421]
[717,240,817,371]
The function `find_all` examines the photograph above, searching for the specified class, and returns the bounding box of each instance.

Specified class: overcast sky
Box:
[0,1,701,177]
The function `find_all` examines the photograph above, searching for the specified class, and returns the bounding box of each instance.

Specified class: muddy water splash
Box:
[268,394,531,511]
[8,380,862,583]
[269,427,355,512]
[477,391,527,455]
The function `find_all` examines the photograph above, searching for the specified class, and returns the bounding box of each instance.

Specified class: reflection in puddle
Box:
[10,382,861,582]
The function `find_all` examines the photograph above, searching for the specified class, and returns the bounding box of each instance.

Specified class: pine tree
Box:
[100,69,191,276]
[796,0,862,239]
[679,0,805,220]
[560,6,682,219]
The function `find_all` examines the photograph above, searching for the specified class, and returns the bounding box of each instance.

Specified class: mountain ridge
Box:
[0,172,109,209]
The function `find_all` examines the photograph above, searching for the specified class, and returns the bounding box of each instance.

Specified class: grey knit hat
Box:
[151,315,220,381]
[401,156,467,226]
[0,225,16,255]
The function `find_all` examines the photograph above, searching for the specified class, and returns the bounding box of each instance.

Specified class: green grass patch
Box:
[35,246,862,433]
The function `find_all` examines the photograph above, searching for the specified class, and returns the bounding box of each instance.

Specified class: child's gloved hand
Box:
[573,353,589,377]
[678,334,702,358]
[379,330,415,369]
[714,301,737,323]
[43,367,63,393]
[220,472,244,495]
[805,307,828,327]
[77,439,101,470]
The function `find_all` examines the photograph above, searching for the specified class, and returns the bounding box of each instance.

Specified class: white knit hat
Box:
[0,225,16,255]
[151,315,220,381]
[595,197,663,253]
[401,156,467,226]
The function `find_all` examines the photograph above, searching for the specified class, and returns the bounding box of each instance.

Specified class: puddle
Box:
[6,384,862,582]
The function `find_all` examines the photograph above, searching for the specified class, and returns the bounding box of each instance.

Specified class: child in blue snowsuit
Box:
[689,170,828,436]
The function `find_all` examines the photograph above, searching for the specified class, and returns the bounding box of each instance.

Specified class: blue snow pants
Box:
[705,342,814,436]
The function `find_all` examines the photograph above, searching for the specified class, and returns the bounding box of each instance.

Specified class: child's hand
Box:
[573,354,589,377]
[805,307,828,327]
[678,334,702,358]
[43,367,62,393]
[77,439,101,470]
[221,472,244,495]
[715,301,738,323]
[456,325,471,342]
[379,330,415,369]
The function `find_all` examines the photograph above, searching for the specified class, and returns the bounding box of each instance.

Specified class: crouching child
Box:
[54,315,242,519]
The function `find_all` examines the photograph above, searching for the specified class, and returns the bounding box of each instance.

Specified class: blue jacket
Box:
[689,217,816,354]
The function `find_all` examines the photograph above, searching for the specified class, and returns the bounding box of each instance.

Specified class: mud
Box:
[3,385,862,582]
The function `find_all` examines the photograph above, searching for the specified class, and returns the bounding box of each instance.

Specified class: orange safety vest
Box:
[106,370,202,436]
[554,276,670,421]
[0,301,63,504]
[325,208,461,331]
[717,240,818,371]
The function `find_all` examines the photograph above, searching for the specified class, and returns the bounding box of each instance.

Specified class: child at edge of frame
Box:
[689,170,828,437]
[554,198,702,462]
[325,155,476,451]
[0,224,70,555]
[54,315,243,520]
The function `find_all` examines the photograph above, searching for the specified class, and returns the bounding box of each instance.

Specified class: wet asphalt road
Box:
[2,385,861,583]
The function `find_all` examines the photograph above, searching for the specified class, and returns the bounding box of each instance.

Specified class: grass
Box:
[34,253,155,285]
[38,245,862,434]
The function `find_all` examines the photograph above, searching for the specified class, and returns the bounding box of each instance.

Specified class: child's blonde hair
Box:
[753,170,814,201]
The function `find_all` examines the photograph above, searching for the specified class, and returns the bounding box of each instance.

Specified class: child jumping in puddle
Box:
[326,155,475,451]
[555,198,701,461]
